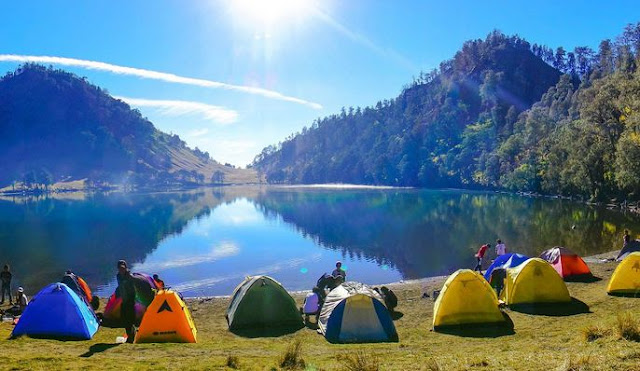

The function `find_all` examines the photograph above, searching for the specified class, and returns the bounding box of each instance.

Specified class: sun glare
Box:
[230,0,314,27]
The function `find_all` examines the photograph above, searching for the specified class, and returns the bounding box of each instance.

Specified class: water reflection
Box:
[0,187,639,297]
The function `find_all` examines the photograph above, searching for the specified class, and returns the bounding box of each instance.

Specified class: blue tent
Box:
[484,253,530,281]
[318,282,397,343]
[12,283,99,340]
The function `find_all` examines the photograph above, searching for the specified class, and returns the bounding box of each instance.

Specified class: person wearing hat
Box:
[116,260,136,343]
[16,287,28,311]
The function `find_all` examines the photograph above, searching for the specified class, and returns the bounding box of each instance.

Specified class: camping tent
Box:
[61,272,93,306]
[539,247,591,279]
[607,252,640,296]
[226,275,303,331]
[502,258,571,305]
[433,269,505,328]
[12,283,99,340]
[484,253,530,281]
[135,290,197,343]
[103,272,158,326]
[318,282,397,343]
[616,240,640,261]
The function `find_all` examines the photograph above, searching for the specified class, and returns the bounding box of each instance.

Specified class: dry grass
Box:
[0,258,639,370]
[581,324,611,342]
[559,355,595,371]
[278,339,306,370]
[339,351,380,371]
[615,312,640,341]
[226,355,240,369]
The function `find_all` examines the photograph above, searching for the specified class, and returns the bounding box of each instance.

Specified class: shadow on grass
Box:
[304,317,319,330]
[434,312,515,338]
[509,297,590,316]
[607,292,640,298]
[230,323,305,338]
[390,311,404,320]
[79,343,121,358]
[564,274,602,283]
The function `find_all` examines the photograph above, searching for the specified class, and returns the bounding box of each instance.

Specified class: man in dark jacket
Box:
[1,265,12,305]
[116,260,136,343]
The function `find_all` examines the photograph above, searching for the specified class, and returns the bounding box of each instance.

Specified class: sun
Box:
[230,0,314,27]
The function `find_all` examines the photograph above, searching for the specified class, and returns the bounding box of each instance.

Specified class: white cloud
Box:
[134,241,240,271]
[186,128,210,137]
[114,96,238,125]
[0,54,323,109]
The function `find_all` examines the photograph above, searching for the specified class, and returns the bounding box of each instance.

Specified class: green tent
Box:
[226,275,303,333]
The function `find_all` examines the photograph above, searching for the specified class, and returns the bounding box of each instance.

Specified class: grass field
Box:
[0,257,639,370]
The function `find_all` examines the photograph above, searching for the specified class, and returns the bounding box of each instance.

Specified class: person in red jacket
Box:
[474,243,491,273]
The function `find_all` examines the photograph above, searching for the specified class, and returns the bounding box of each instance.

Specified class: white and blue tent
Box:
[318,282,398,343]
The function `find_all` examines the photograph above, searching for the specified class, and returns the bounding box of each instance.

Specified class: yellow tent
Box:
[502,258,571,305]
[607,252,640,295]
[134,290,197,343]
[433,269,505,328]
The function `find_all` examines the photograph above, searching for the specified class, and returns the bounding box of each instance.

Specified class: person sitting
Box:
[331,261,346,286]
[302,287,323,322]
[7,287,28,316]
[380,286,398,313]
[152,274,165,289]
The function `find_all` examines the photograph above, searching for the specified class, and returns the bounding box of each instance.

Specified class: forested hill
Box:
[252,25,640,201]
[0,64,257,188]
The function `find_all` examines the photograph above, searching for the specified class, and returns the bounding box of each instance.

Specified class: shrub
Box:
[226,355,240,369]
[581,325,610,342]
[340,351,380,371]
[616,312,640,342]
[279,339,305,370]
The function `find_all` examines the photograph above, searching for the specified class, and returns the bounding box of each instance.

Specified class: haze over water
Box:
[0,186,636,297]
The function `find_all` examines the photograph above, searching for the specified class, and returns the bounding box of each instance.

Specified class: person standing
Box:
[1,265,12,305]
[474,244,490,273]
[495,239,507,257]
[332,261,346,285]
[116,260,136,343]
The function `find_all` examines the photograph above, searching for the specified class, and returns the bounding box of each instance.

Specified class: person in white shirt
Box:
[495,239,507,257]
[331,261,346,285]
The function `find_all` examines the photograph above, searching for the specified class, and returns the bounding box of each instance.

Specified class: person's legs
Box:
[474,257,482,272]
[0,284,5,303]
[122,301,136,343]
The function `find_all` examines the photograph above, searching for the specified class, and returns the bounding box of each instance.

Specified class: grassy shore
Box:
[1,255,639,370]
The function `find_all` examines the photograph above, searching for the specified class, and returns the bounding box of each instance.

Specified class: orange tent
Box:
[134,290,197,343]
[539,247,591,279]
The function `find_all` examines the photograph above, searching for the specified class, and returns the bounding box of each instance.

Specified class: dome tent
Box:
[318,282,397,343]
[12,283,99,340]
[616,240,640,261]
[135,289,197,343]
[102,272,158,327]
[226,275,303,333]
[607,252,640,296]
[484,253,530,281]
[433,269,506,329]
[502,258,571,305]
[539,247,591,279]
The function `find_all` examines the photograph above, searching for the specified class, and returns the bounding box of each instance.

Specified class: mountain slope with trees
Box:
[0,64,257,189]
[253,24,640,201]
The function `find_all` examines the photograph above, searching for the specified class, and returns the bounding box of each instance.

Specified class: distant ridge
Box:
[0,64,257,189]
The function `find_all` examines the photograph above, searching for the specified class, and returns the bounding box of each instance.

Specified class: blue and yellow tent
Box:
[484,253,530,281]
[12,283,99,340]
[318,282,397,343]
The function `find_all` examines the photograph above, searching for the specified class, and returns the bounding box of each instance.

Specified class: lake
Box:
[0,186,637,298]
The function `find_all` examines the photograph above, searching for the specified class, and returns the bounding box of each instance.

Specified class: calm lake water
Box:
[0,186,638,297]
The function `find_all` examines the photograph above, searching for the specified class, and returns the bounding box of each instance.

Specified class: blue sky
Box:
[1,1,639,166]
